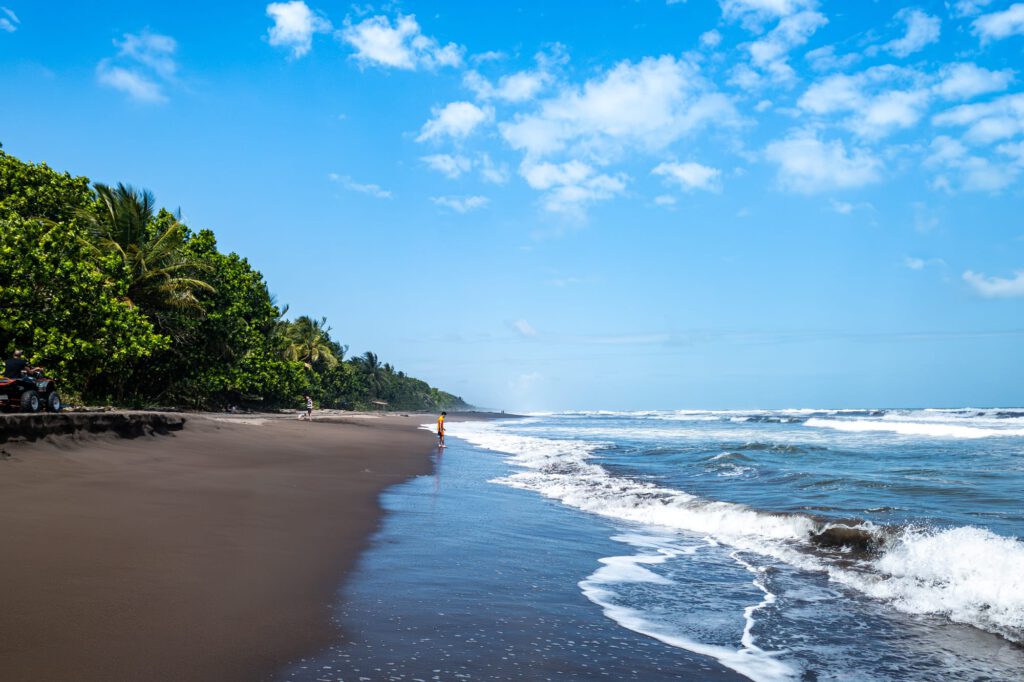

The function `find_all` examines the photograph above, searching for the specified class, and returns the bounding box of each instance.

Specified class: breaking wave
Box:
[447,420,1024,646]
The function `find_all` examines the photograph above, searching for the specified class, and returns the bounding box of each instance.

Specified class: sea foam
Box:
[447,419,1024,645]
[804,417,1024,439]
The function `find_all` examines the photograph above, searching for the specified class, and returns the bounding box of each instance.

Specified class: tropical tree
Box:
[78,183,214,327]
[355,351,385,397]
[283,316,339,370]
[0,152,166,401]
[1,147,472,411]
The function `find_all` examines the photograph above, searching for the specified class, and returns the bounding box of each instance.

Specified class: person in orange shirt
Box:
[437,411,446,447]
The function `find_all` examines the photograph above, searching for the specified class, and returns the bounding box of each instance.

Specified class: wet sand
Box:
[0,412,442,681]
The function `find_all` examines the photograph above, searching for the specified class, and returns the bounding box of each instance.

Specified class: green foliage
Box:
[0,148,92,223]
[0,215,166,403]
[0,147,471,412]
[78,184,215,323]
[282,316,339,370]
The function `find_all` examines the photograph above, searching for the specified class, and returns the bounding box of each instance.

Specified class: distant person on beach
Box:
[437,411,446,447]
[300,394,313,421]
[4,350,29,379]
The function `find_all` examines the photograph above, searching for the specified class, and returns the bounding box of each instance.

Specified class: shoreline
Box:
[0,411,484,681]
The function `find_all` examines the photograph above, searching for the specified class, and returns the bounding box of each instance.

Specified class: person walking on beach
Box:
[437,411,446,447]
[301,394,313,421]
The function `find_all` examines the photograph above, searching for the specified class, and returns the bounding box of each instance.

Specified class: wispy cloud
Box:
[513,319,538,337]
[963,270,1024,297]
[652,161,722,192]
[520,159,627,219]
[265,1,331,58]
[546,275,592,287]
[933,93,1024,145]
[719,0,818,31]
[464,67,552,103]
[925,135,1020,192]
[951,0,994,19]
[905,256,945,270]
[876,8,941,58]
[328,172,392,198]
[973,3,1024,43]
[96,30,178,103]
[1,6,20,33]
[421,154,473,179]
[744,9,827,83]
[431,195,489,213]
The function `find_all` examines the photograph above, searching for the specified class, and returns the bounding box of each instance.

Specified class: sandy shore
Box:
[0,412,450,681]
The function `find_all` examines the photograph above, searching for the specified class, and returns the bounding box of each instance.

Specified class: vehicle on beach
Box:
[0,370,62,413]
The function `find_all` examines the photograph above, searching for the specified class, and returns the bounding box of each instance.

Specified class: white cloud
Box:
[1,6,20,32]
[746,10,827,82]
[652,161,722,192]
[933,62,1014,100]
[973,3,1024,42]
[421,154,473,179]
[478,154,510,184]
[472,50,506,64]
[924,135,1020,192]
[963,270,1024,297]
[328,173,392,198]
[464,68,551,103]
[799,72,866,114]
[500,55,739,160]
[951,0,994,18]
[933,93,1024,144]
[832,199,854,214]
[880,8,941,58]
[998,140,1024,164]
[720,0,817,31]
[513,319,538,337]
[115,31,178,79]
[799,66,930,138]
[520,160,627,218]
[96,31,178,103]
[266,1,331,58]
[905,256,944,270]
[96,65,166,103]
[655,194,678,206]
[805,45,859,72]
[521,159,593,189]
[852,89,931,138]
[700,29,723,48]
[340,14,463,70]
[417,101,493,142]
[420,153,509,184]
[432,195,489,213]
[765,130,883,193]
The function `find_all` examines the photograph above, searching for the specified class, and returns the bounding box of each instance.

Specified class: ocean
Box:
[283,409,1024,681]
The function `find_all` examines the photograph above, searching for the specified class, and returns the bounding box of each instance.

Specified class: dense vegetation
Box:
[0,147,469,412]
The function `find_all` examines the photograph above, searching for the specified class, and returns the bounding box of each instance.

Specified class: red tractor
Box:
[0,370,63,413]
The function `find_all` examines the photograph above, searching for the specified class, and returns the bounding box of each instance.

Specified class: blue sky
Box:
[2,0,1023,410]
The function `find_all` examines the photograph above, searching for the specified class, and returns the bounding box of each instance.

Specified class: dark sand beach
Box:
[0,412,442,681]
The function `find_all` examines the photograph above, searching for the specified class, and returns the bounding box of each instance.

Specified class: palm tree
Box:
[356,351,385,397]
[283,316,339,370]
[78,183,213,313]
